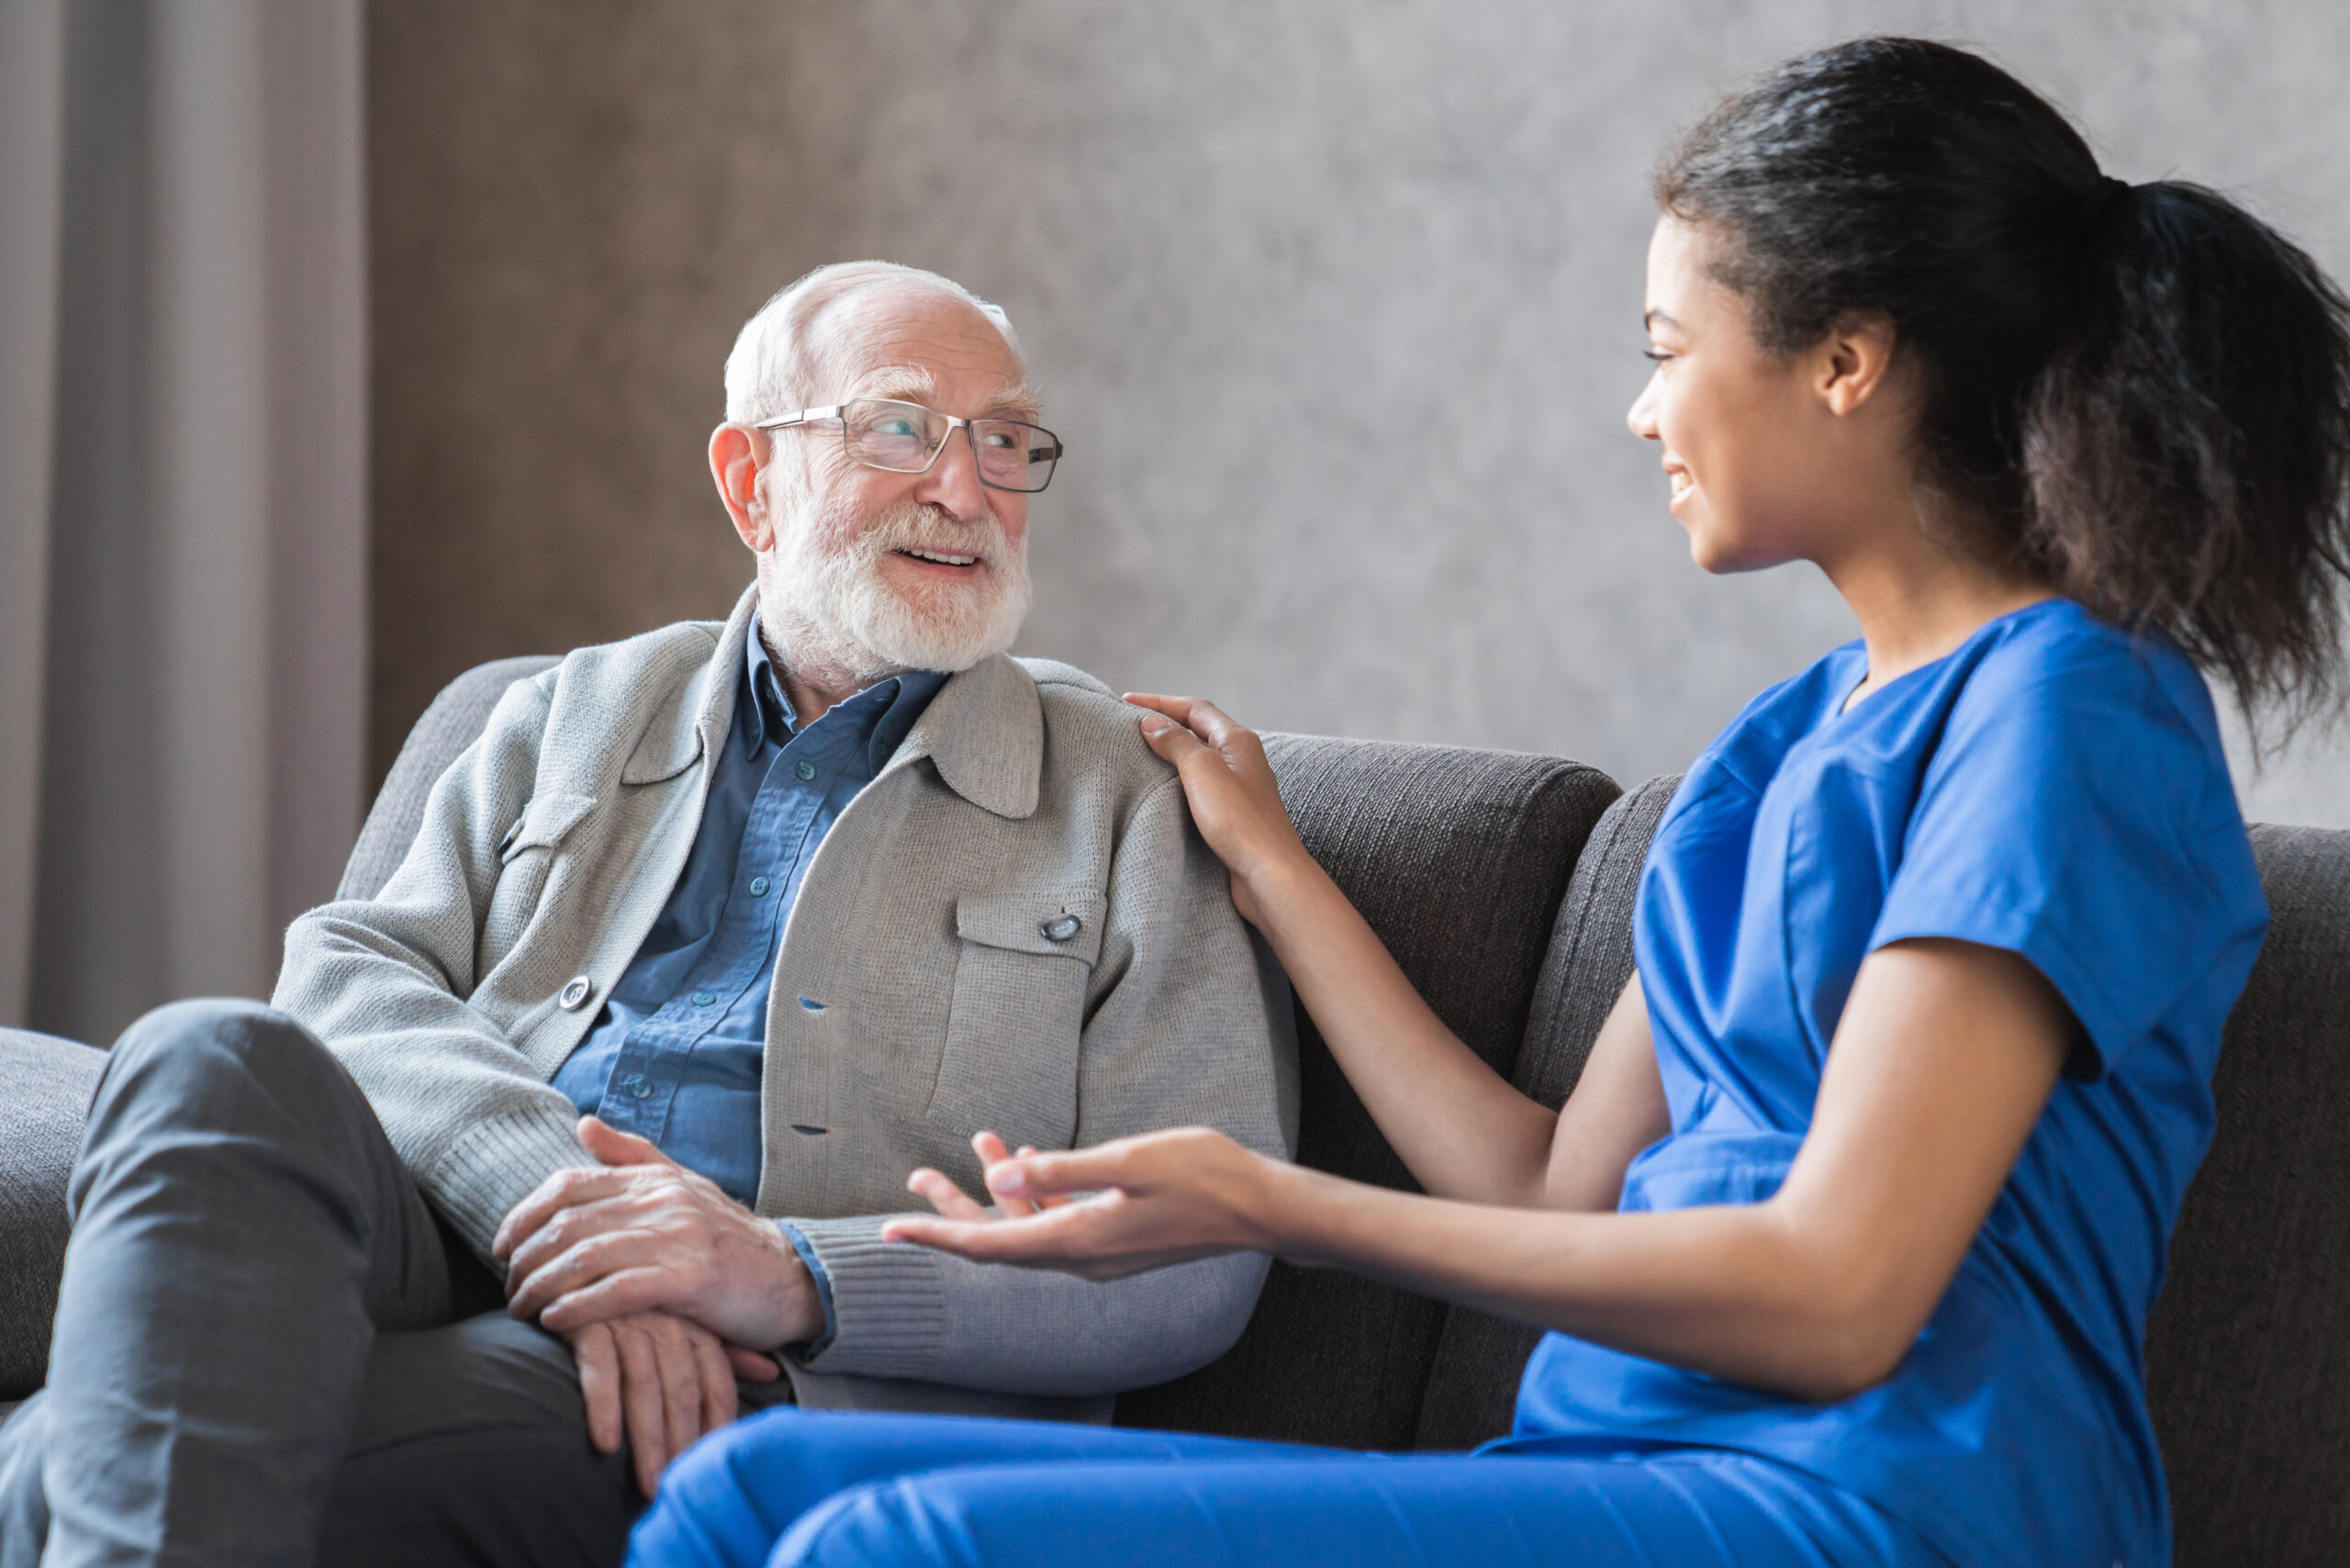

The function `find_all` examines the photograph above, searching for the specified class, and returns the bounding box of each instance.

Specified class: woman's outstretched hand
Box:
[1123,693,1308,927]
[885,1126,1285,1281]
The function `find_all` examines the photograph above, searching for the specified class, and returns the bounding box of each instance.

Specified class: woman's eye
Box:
[1642,349,1673,364]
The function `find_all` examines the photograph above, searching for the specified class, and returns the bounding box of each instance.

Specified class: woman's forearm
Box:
[1223,940,2075,1403]
[1248,850,1561,1206]
[1252,1157,1906,1403]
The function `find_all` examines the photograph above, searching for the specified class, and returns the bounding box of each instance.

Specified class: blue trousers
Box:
[628,1409,1949,1568]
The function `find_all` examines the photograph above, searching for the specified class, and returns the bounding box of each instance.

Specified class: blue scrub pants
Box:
[627,1409,1949,1568]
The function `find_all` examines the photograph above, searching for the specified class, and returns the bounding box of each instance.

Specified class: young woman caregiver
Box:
[628,37,2350,1568]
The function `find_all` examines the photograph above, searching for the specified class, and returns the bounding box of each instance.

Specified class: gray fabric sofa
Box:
[3,656,2344,1564]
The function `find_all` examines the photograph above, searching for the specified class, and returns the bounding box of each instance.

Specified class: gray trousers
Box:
[0,1000,673,1568]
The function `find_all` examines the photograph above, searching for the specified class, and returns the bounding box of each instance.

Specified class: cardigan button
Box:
[557,976,594,1011]
[1040,913,1082,943]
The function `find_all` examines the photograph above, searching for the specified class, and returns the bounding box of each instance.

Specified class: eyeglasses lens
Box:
[841,400,944,472]
[839,399,1059,493]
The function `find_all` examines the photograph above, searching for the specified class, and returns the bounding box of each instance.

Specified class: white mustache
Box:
[848,503,1006,570]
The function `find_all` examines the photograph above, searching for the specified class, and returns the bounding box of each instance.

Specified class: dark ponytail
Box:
[1657,38,2350,731]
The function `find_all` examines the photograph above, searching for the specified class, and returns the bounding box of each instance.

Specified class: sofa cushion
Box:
[1413,773,1681,1449]
[1113,735,1619,1449]
[2148,823,2350,1567]
[0,1028,106,1401]
[339,655,561,902]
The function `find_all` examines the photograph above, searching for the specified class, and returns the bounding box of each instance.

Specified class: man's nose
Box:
[913,427,991,521]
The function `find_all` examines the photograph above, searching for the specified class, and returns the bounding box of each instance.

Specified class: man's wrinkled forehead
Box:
[810,285,1040,422]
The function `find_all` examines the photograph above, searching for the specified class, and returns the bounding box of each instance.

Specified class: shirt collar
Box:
[741,615,795,755]
[740,610,947,772]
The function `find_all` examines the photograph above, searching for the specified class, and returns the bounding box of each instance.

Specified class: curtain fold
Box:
[0,0,68,1031]
[0,0,366,1044]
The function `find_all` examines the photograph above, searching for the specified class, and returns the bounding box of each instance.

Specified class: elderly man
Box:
[0,263,1294,1568]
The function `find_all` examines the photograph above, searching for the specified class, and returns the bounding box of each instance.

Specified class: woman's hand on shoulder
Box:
[886,1126,1287,1280]
[1124,693,1310,928]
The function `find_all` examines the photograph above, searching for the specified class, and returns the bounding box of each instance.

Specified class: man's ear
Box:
[710,423,770,551]
[1814,311,1902,419]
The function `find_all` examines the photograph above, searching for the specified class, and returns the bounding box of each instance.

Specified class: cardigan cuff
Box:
[780,1213,949,1379]
[420,1102,598,1264]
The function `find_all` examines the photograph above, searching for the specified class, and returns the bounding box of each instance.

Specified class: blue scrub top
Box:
[1504,599,2268,1568]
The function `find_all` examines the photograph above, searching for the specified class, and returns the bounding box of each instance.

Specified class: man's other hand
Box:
[496,1115,824,1354]
[567,1310,754,1497]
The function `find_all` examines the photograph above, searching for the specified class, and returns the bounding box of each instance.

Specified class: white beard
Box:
[759,487,1033,688]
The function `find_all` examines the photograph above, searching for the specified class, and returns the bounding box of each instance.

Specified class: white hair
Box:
[722,261,1024,424]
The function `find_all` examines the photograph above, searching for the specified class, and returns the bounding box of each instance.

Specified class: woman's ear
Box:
[1814,311,1903,418]
[709,423,771,551]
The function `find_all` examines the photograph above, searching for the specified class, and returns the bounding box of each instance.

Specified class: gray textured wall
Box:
[370,0,2350,823]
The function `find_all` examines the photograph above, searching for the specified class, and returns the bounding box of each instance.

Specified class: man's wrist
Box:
[775,1220,838,1355]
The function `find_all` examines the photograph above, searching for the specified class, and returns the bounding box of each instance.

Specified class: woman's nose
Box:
[1626,373,1662,440]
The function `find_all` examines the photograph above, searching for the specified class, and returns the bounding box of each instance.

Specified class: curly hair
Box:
[1656,37,2350,736]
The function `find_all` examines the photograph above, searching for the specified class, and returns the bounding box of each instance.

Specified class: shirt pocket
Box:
[926,886,1106,1152]
[479,792,599,975]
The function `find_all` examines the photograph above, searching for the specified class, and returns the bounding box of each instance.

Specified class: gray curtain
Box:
[0,0,367,1044]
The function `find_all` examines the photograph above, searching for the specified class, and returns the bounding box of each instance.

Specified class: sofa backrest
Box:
[1411,773,1681,1449]
[346,661,2350,1565]
[340,655,562,902]
[2145,823,2350,1565]
[1113,735,1620,1447]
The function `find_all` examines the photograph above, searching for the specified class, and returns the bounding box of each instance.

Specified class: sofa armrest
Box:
[0,1028,105,1401]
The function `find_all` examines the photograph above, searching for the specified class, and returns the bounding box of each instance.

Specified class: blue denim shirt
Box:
[553,614,944,1346]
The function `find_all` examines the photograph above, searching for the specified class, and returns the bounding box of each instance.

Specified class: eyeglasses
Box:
[754,398,1064,494]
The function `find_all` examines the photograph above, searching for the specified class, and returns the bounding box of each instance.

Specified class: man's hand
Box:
[496,1115,824,1354]
[566,1310,744,1497]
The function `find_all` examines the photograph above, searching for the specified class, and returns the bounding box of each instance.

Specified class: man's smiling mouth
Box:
[896,547,979,567]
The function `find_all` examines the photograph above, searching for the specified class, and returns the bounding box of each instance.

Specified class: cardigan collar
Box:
[642,581,1042,820]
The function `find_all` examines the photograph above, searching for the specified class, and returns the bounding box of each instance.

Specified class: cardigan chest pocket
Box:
[479,792,599,976]
[927,887,1106,1152]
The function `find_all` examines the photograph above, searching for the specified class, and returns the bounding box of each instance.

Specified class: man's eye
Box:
[873,419,919,437]
[979,430,1017,450]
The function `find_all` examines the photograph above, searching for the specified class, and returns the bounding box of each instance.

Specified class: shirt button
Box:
[749,877,770,896]
[1040,913,1083,943]
[558,976,593,1010]
[794,760,816,781]
[691,991,715,1007]
[622,1074,654,1100]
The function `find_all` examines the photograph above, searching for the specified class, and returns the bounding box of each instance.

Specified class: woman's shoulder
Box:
[1953,599,2226,763]
[1919,603,2255,906]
